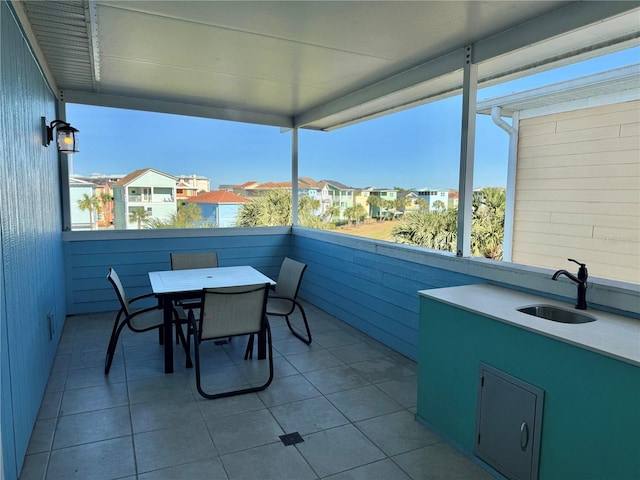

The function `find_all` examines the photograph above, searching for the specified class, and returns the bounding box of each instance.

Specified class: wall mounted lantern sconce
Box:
[42,117,79,154]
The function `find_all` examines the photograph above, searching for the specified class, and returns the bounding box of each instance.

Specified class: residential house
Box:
[221,178,331,216]
[363,187,398,218]
[175,180,198,201]
[184,190,251,227]
[72,174,117,228]
[112,168,178,229]
[177,174,210,193]
[477,64,640,283]
[322,179,356,218]
[68,176,96,230]
[398,191,421,213]
[414,188,450,211]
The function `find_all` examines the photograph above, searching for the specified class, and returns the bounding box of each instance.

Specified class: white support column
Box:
[291,127,299,226]
[456,45,477,257]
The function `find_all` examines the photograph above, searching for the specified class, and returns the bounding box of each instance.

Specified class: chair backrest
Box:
[171,251,219,270]
[274,257,307,299]
[199,283,269,340]
[106,267,130,316]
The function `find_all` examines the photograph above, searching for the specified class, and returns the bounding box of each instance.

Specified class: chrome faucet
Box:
[552,259,588,310]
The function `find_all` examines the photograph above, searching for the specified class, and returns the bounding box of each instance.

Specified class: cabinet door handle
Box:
[520,422,529,451]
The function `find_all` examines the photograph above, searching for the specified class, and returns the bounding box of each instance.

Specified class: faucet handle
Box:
[568,259,588,281]
[568,258,585,267]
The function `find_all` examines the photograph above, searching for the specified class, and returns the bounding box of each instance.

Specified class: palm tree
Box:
[432,200,446,212]
[146,203,203,229]
[323,204,341,223]
[367,195,381,220]
[236,189,324,229]
[77,193,102,230]
[128,207,150,229]
[352,203,367,226]
[391,187,506,259]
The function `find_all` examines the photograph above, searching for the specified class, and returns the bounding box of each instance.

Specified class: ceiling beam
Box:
[60,90,294,128]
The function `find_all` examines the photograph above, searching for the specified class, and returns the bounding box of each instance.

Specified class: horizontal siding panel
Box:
[512,230,640,258]
[516,150,639,169]
[516,162,635,180]
[519,121,556,137]
[514,175,639,191]
[620,122,640,138]
[518,125,620,148]
[556,109,639,133]
[520,100,640,126]
[593,226,640,244]
[550,212,640,229]
[515,200,638,216]
[513,220,593,238]
[515,188,638,203]
[519,136,638,159]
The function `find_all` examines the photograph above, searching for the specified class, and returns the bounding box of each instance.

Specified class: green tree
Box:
[432,199,446,212]
[471,187,505,260]
[146,203,203,229]
[323,204,341,223]
[392,187,506,259]
[236,189,324,228]
[77,193,102,230]
[367,195,381,220]
[128,207,150,230]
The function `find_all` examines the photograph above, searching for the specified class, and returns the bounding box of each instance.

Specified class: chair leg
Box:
[244,334,255,360]
[284,301,312,345]
[104,321,127,375]
[196,321,273,400]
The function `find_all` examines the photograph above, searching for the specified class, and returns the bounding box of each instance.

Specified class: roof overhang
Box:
[11,1,640,130]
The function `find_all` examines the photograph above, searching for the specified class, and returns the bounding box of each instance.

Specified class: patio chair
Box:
[105,267,189,374]
[170,251,219,270]
[170,251,220,348]
[245,257,310,359]
[188,283,273,399]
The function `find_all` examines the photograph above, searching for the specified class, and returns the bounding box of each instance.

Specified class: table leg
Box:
[163,299,174,373]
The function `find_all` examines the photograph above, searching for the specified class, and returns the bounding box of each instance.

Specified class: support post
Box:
[456,45,477,257]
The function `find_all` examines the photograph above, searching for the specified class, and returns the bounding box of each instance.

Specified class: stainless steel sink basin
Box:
[517,304,597,324]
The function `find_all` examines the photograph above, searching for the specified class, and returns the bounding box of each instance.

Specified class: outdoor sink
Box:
[517,304,597,324]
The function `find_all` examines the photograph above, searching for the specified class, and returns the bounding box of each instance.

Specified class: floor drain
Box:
[213,339,229,345]
[279,432,304,446]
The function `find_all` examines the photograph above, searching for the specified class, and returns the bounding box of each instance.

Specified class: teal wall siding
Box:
[64,230,291,314]
[291,232,480,361]
[418,298,640,480]
[1,3,66,478]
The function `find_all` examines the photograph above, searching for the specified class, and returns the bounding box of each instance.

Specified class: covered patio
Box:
[19,304,493,480]
[2,1,639,479]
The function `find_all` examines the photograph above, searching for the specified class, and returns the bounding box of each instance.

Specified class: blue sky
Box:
[68,47,638,191]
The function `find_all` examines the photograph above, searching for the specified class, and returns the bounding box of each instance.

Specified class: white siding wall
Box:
[513,100,640,284]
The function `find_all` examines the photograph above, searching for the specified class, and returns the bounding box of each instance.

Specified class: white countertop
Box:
[419,284,640,366]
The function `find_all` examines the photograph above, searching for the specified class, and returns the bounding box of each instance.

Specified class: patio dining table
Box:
[148,265,275,373]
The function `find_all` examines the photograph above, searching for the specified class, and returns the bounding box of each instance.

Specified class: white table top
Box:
[148,265,275,294]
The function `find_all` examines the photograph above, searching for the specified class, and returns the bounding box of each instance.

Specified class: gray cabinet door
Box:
[475,364,544,480]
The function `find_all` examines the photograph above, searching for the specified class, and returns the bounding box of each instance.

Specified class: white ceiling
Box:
[14,1,640,130]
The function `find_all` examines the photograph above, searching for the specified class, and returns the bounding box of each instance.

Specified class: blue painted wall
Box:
[1,4,66,478]
[63,229,291,314]
[291,230,480,360]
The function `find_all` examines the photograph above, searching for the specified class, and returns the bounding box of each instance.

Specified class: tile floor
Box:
[19,302,493,480]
